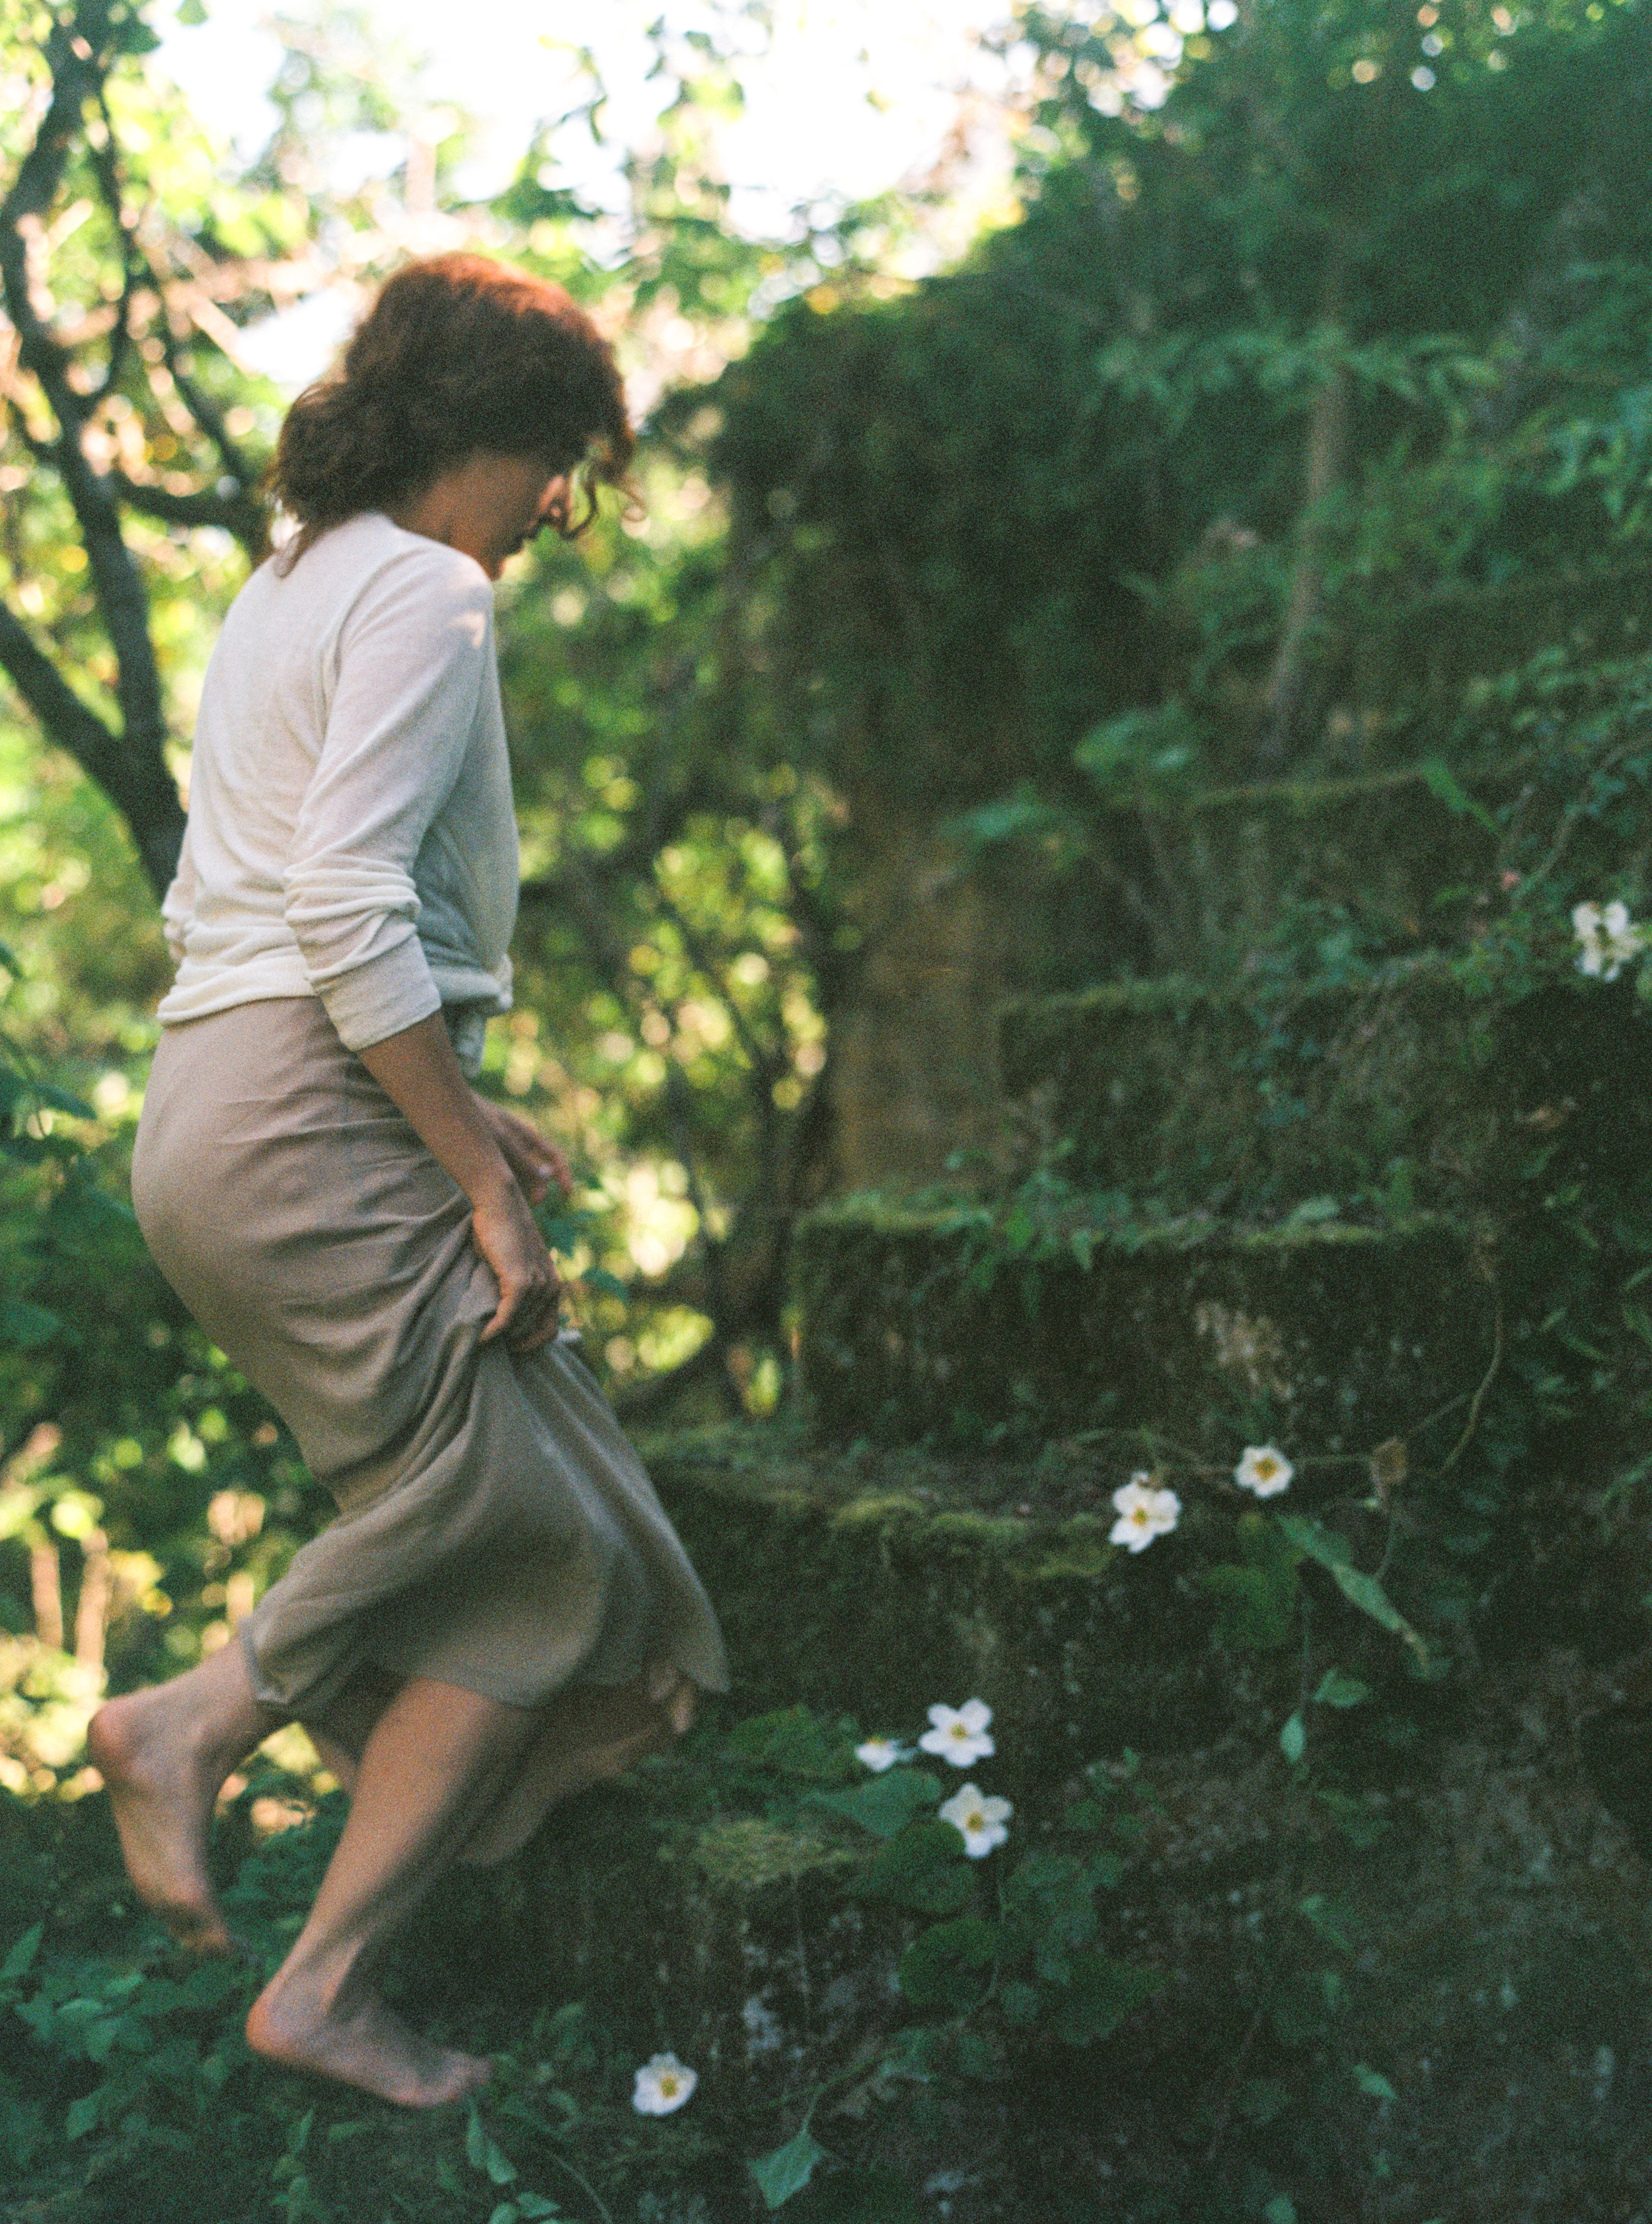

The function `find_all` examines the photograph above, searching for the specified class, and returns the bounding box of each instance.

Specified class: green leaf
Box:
[0,1300,61,1350]
[32,1082,95,1120]
[1045,1950,1165,2045]
[511,2198,561,2220]
[1312,1668,1372,1709]
[1279,1711,1306,1764]
[1417,757,1499,836]
[487,2207,519,2224]
[897,1916,1001,2010]
[807,1769,941,1839]
[1002,1849,1098,1956]
[1198,1511,1300,1649]
[65,2093,100,2141]
[749,2128,831,2209]
[0,1924,43,1986]
[853,1820,971,1913]
[728,1705,849,1780]
[467,2107,517,2186]
[1352,2061,1398,2102]
[1277,1516,1429,1666]
[1315,1788,1388,1849]
[1264,2198,1298,2224]
[177,0,209,20]
[1298,1892,1359,1953]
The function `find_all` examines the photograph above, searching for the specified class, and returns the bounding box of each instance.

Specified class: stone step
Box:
[996,963,1652,1211]
[644,1421,1243,1783]
[790,1198,1495,1454]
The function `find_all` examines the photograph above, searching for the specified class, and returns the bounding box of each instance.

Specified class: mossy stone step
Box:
[996,964,1652,1210]
[790,1199,1495,1454]
[639,1421,1275,1783]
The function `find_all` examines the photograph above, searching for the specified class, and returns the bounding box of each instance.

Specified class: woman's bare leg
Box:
[89,1637,283,1956]
[245,1676,539,2108]
[301,1664,406,1798]
[459,1665,697,1869]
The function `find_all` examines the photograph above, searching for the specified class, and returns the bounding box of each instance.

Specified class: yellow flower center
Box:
[965,1810,983,1831]
[660,2076,679,2096]
[1131,1506,1152,1526]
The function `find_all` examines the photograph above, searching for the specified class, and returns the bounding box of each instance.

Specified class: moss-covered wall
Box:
[997,965,1652,1213]
[790,1202,1495,1452]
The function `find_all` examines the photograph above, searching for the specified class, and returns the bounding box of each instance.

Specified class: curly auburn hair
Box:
[268,252,634,564]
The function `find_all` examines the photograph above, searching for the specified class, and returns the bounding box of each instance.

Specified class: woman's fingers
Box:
[471,1189,562,1347]
[478,1101,575,1204]
[480,1272,561,1347]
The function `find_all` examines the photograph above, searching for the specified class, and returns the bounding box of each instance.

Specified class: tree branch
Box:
[0,596,182,894]
[0,1,192,895]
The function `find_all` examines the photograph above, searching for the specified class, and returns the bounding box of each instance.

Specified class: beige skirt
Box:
[130,996,729,1740]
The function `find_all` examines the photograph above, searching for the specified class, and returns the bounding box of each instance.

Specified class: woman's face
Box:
[417,451,574,580]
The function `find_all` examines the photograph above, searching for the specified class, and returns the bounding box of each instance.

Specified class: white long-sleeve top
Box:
[156,512,517,1076]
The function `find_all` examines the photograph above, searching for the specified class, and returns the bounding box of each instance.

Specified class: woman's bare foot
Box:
[89,1692,237,1956]
[246,1968,490,2107]
[88,1643,282,1957]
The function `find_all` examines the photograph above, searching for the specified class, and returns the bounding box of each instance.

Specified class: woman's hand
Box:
[472,1096,574,1207]
[354,1016,574,1354]
[470,1179,565,1351]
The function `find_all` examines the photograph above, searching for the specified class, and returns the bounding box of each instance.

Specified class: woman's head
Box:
[268,252,633,562]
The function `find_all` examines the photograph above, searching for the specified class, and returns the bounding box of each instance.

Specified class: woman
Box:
[89,252,729,2110]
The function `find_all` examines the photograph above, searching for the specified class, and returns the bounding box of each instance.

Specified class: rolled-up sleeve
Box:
[282,550,492,1053]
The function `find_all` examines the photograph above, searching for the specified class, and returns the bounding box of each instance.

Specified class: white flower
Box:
[918,1699,996,1767]
[1235,1445,1293,1498]
[938,1781,1013,1859]
[1575,898,1645,982]
[1573,901,1604,975]
[632,2052,697,2116]
[1109,1473,1181,1552]
[854,1736,908,1773]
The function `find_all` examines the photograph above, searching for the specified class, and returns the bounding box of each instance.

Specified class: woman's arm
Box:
[356,1012,567,1351]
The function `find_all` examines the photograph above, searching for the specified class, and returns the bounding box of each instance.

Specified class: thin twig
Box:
[1434,1302,1504,1478]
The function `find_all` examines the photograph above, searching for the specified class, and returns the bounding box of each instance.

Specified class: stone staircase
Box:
[570,960,1652,2221]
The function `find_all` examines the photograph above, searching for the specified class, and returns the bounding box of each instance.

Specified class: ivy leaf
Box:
[729,1705,851,1781]
[1352,2062,1398,2102]
[807,1770,941,1839]
[1279,1711,1306,1764]
[749,2128,831,2210]
[897,1915,1001,2010]
[853,1820,971,1913]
